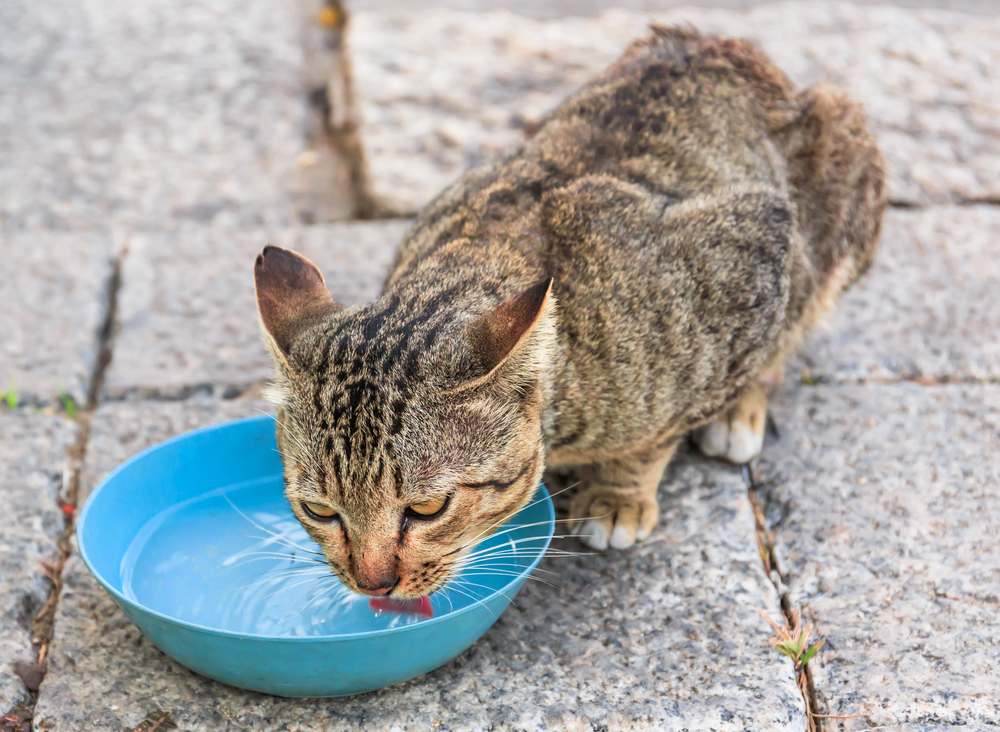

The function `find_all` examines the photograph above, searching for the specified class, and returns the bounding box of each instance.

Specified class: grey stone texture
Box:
[361,0,1000,17]
[103,221,410,399]
[350,3,999,212]
[760,383,1000,728]
[0,413,77,714]
[34,397,804,730]
[793,205,1000,384]
[0,0,350,233]
[1,234,115,406]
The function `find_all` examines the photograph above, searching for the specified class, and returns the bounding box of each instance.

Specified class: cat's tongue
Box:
[368,596,433,618]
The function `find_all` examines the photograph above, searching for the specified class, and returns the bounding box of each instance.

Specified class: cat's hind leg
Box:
[693,383,768,465]
[570,443,677,550]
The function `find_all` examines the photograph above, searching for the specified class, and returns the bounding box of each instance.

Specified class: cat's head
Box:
[253,246,555,598]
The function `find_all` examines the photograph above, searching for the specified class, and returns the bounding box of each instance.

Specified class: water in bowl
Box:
[119,475,541,636]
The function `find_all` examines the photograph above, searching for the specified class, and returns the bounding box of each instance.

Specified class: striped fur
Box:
[258,27,885,593]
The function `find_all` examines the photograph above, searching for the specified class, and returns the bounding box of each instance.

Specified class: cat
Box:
[253,26,885,598]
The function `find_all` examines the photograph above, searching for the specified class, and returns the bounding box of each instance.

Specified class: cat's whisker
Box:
[455,514,590,550]
[451,533,594,561]
[241,566,331,586]
[450,578,518,609]
[253,407,324,472]
[444,481,582,558]
[236,545,325,560]
[241,533,324,561]
[458,568,559,589]
[437,590,455,614]
[442,582,499,621]
[456,561,560,576]
[226,551,326,567]
[450,546,593,565]
[301,579,351,613]
[451,529,570,558]
[448,510,603,561]
[438,581,493,617]
[449,557,576,575]
[224,494,322,556]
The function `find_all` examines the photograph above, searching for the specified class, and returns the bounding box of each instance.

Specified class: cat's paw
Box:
[694,416,763,464]
[694,386,767,465]
[569,488,659,551]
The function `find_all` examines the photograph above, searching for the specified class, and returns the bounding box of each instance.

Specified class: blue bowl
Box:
[77,416,554,697]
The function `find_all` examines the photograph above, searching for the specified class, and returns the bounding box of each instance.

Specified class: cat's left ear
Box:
[254,245,341,364]
[450,278,556,394]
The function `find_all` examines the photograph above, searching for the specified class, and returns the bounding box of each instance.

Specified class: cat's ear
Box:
[254,245,340,361]
[450,278,556,394]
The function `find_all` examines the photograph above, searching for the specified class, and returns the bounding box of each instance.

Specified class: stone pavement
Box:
[0,0,351,233]
[759,383,1000,727]
[0,415,77,718]
[350,4,999,212]
[2,1,998,730]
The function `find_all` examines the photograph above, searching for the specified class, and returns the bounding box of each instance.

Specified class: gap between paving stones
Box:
[743,463,822,731]
[303,0,386,220]
[100,381,272,405]
[11,243,128,730]
[797,374,1000,387]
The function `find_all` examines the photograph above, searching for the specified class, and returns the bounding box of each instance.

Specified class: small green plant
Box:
[762,609,824,669]
[2,389,18,410]
[58,392,79,419]
[799,369,819,386]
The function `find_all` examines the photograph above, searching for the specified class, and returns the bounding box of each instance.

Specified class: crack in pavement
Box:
[796,373,1000,388]
[302,0,383,220]
[14,240,128,729]
[743,463,824,732]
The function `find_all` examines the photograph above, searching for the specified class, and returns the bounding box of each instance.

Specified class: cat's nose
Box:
[355,578,397,597]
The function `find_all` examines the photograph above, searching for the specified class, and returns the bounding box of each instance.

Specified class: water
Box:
[119,476,538,637]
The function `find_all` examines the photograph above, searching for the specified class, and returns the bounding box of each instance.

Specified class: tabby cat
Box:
[254,27,885,598]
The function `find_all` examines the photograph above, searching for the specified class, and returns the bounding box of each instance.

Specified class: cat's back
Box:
[389,26,797,283]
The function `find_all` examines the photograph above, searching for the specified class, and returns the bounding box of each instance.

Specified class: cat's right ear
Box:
[254,246,340,363]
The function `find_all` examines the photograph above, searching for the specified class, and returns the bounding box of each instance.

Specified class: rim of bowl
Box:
[77,415,555,643]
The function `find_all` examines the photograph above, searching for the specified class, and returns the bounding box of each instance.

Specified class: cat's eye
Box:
[301,501,338,522]
[406,496,448,519]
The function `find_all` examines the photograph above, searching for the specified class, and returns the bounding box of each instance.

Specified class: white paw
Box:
[609,525,636,550]
[695,420,730,458]
[727,420,763,464]
[580,519,609,550]
[695,417,764,464]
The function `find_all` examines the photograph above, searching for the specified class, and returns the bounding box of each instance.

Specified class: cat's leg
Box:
[693,382,768,465]
[570,443,677,551]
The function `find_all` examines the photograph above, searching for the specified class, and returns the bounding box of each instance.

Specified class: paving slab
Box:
[349,3,999,211]
[35,397,804,730]
[0,413,77,715]
[792,205,1000,384]
[360,0,1000,17]
[103,220,410,400]
[0,0,350,233]
[0,233,114,406]
[758,383,1000,729]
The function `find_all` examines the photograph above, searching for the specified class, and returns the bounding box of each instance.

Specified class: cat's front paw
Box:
[569,487,659,551]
